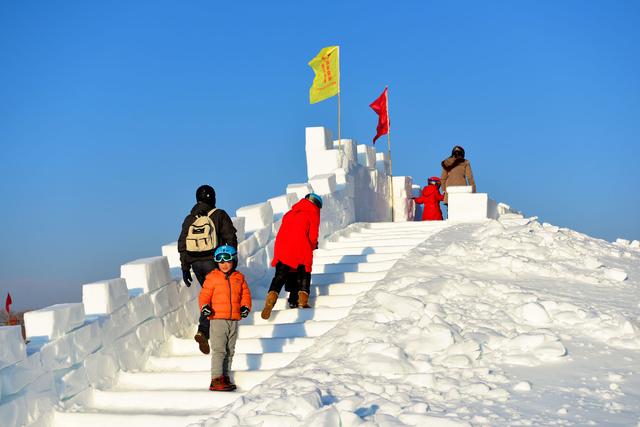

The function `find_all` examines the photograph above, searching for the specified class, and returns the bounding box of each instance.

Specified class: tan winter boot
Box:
[298,291,311,309]
[261,291,279,319]
[194,331,210,355]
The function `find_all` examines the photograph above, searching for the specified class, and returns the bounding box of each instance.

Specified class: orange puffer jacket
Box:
[199,269,252,320]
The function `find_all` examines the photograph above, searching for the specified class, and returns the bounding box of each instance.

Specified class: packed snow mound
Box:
[195,216,640,426]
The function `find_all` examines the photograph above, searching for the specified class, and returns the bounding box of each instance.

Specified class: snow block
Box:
[232,216,246,243]
[333,139,357,172]
[308,173,337,195]
[0,398,24,427]
[67,321,102,363]
[394,198,414,223]
[84,351,118,388]
[268,193,297,216]
[136,317,166,347]
[356,144,376,169]
[38,335,72,370]
[375,152,390,174]
[305,126,333,152]
[149,281,177,317]
[253,225,272,247]
[24,303,85,341]
[113,332,146,371]
[22,390,55,426]
[0,353,42,396]
[448,192,494,221]
[392,176,412,196]
[236,202,274,233]
[121,256,171,294]
[0,326,26,370]
[55,366,89,400]
[307,149,341,179]
[238,233,260,261]
[287,182,314,200]
[447,185,473,194]
[82,278,129,316]
[127,293,155,327]
[161,242,180,269]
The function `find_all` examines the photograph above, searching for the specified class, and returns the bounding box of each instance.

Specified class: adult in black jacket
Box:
[178,184,238,286]
[178,184,237,352]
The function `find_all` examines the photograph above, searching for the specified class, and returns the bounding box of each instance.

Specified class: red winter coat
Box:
[414,185,444,221]
[271,198,320,272]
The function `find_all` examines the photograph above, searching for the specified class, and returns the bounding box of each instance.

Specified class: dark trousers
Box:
[268,262,311,305]
[192,259,216,339]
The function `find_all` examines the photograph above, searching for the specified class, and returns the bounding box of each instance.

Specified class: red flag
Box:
[5,293,12,314]
[370,87,389,144]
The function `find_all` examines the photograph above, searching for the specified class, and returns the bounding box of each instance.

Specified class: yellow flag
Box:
[308,46,340,104]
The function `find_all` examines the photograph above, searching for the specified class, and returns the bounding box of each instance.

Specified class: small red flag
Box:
[370,87,389,144]
[5,293,12,314]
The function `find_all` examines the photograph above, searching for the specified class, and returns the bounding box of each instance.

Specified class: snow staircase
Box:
[52,221,446,427]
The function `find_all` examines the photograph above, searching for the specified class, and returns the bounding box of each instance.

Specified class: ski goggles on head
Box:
[214,252,236,262]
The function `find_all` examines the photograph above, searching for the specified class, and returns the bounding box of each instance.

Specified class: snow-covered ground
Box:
[195,215,640,427]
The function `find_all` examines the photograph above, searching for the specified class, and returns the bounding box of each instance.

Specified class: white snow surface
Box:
[191,216,640,427]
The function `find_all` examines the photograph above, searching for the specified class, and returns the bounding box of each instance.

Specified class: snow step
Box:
[236,320,338,339]
[313,244,416,256]
[162,336,315,356]
[312,252,402,265]
[145,352,299,372]
[364,221,446,230]
[53,412,211,427]
[309,281,376,296]
[323,238,425,248]
[251,294,360,311]
[310,259,397,274]
[82,389,241,413]
[340,230,435,239]
[310,270,388,285]
[114,369,276,391]
[244,306,350,325]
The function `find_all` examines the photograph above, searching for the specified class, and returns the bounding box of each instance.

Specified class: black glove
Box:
[182,269,192,287]
[201,304,213,317]
[240,306,250,318]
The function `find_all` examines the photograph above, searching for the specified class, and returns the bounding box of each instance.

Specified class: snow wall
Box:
[0,126,421,427]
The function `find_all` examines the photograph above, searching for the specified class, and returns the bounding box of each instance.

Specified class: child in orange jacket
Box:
[197,244,252,391]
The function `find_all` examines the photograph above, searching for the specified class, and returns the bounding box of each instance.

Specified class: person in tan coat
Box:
[441,145,476,204]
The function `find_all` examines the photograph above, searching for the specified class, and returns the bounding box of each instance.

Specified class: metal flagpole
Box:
[387,86,395,222]
[337,46,342,150]
[338,90,341,148]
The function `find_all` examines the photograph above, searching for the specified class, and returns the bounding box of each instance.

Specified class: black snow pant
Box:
[268,262,311,306]
[192,259,217,339]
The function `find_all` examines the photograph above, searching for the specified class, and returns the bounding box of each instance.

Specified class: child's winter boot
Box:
[261,291,278,319]
[209,376,234,391]
[224,375,237,391]
[298,291,311,309]
[194,331,210,355]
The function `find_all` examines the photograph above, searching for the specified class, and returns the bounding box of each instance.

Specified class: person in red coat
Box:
[261,193,322,320]
[413,177,444,221]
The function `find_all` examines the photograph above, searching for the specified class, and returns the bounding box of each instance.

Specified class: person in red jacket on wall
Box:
[413,177,445,221]
[261,193,322,320]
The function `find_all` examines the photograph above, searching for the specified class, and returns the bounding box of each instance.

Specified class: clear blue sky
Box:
[1,1,638,310]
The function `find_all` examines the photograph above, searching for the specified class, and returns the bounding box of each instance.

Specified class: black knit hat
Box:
[451,145,465,159]
[196,184,216,207]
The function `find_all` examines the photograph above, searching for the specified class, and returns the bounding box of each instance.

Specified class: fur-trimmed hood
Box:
[441,157,467,172]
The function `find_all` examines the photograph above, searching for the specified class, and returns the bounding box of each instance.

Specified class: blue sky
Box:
[1,1,638,310]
